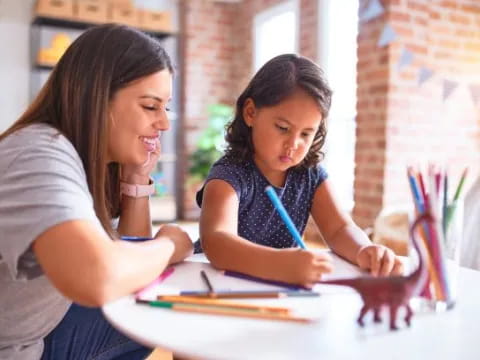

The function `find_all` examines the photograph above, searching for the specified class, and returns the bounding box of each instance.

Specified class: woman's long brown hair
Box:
[0,24,173,237]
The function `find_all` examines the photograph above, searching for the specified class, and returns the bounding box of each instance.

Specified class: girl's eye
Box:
[301,132,311,138]
[143,105,157,111]
[276,124,288,132]
[166,107,171,112]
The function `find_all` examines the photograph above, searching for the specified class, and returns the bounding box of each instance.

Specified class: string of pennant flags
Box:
[359,0,480,105]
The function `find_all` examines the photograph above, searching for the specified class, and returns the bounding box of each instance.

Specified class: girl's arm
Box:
[33,219,188,307]
[310,180,370,264]
[200,179,331,287]
[311,180,403,275]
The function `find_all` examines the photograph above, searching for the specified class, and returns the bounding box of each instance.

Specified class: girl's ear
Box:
[242,98,256,127]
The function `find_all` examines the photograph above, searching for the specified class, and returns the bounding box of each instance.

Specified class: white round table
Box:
[103,254,480,360]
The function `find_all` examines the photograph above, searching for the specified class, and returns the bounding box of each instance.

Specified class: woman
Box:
[0,24,192,360]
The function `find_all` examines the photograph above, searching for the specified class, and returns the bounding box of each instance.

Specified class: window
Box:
[253,0,298,71]
[318,0,358,211]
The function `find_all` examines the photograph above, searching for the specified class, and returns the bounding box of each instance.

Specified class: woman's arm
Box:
[200,180,331,287]
[33,219,175,307]
[117,194,152,238]
[117,171,152,238]
[117,140,161,238]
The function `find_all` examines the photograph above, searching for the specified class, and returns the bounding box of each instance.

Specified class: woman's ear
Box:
[242,98,256,127]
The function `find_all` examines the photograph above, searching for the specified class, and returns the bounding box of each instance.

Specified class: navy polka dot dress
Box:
[194,156,327,252]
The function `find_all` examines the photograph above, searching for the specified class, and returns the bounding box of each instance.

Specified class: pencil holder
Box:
[415,199,464,312]
[442,199,464,305]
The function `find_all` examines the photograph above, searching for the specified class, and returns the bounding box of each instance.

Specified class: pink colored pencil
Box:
[135,267,175,299]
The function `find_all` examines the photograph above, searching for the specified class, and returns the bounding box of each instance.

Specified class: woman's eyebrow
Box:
[140,94,163,102]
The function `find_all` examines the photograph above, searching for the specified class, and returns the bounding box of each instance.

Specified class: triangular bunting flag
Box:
[397,48,414,71]
[442,79,458,102]
[360,0,385,23]
[469,84,480,107]
[418,67,434,86]
[377,24,397,47]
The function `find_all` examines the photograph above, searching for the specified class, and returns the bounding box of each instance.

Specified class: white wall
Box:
[0,0,178,132]
[0,0,34,131]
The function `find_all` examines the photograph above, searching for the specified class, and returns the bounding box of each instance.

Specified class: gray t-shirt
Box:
[0,124,104,360]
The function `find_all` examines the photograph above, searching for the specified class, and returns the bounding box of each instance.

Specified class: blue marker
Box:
[120,236,153,242]
[264,186,307,249]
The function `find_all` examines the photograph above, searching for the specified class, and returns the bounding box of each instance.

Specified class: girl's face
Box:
[107,70,172,165]
[243,88,322,185]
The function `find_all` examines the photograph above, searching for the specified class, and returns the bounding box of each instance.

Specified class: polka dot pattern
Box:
[196,156,327,249]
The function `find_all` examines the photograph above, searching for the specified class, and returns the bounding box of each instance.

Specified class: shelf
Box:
[31,16,174,39]
[34,62,55,70]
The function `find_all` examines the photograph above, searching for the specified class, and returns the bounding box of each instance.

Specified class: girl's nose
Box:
[285,135,300,150]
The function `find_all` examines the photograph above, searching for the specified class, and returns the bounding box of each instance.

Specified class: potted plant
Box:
[185,104,233,218]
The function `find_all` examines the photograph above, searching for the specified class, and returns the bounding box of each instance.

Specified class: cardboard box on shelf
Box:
[74,0,108,23]
[108,0,134,7]
[108,3,138,27]
[138,10,172,32]
[35,0,74,19]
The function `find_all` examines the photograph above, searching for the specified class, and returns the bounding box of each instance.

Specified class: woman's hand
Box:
[278,249,333,288]
[122,138,161,184]
[154,224,194,264]
[356,244,404,277]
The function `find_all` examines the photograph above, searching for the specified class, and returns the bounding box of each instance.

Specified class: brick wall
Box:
[180,0,480,225]
[180,0,319,218]
[178,0,238,217]
[354,0,480,228]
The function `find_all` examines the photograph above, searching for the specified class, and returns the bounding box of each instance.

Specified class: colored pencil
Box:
[136,299,312,323]
[264,186,307,249]
[177,289,319,299]
[156,296,291,314]
[452,167,468,201]
[200,270,215,293]
[121,236,154,242]
[445,168,468,232]
[223,270,307,290]
[443,172,448,234]
[135,267,175,299]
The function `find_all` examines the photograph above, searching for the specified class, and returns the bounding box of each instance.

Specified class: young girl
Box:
[197,54,403,288]
[0,25,192,359]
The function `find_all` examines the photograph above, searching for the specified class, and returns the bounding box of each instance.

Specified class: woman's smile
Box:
[140,135,158,152]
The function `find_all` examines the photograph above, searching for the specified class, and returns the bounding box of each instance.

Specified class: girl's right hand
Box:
[279,249,333,288]
[154,224,194,264]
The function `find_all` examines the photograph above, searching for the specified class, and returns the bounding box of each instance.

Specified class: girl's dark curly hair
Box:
[225,54,332,168]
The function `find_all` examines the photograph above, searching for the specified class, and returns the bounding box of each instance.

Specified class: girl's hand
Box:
[122,138,161,184]
[154,224,193,264]
[279,249,333,288]
[356,244,404,277]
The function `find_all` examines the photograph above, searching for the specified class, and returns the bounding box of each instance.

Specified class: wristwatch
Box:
[120,178,155,198]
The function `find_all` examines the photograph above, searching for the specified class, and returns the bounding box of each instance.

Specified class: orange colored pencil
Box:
[157,295,291,314]
[173,305,311,323]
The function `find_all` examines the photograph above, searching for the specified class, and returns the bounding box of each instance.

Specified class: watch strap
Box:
[120,178,155,198]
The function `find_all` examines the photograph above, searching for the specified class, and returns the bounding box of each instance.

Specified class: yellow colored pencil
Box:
[138,299,312,323]
[157,295,291,314]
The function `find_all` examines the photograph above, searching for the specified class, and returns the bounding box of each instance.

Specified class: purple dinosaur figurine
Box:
[321,213,431,330]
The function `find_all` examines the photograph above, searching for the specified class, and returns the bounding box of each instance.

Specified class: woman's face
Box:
[107,69,172,165]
